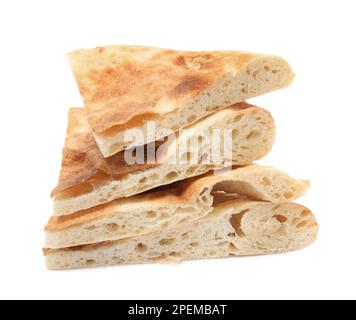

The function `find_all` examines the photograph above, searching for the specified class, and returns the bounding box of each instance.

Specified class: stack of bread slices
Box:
[44,46,318,270]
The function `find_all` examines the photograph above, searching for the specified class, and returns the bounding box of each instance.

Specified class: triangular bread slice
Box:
[46,165,309,249]
[52,103,276,216]
[44,200,318,270]
[68,45,294,157]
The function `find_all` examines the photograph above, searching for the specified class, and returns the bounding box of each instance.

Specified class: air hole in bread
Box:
[300,210,311,217]
[159,238,175,246]
[273,215,288,223]
[139,177,148,184]
[85,259,96,266]
[217,241,228,247]
[179,218,188,224]
[240,83,248,94]
[253,70,260,80]
[136,243,148,253]
[246,130,261,140]
[181,232,189,240]
[190,242,199,248]
[112,257,123,263]
[148,173,159,182]
[178,207,195,215]
[262,177,272,186]
[169,252,181,257]
[234,115,244,123]
[200,195,209,204]
[150,253,167,262]
[215,232,222,240]
[296,221,308,228]
[264,65,271,72]
[188,115,197,123]
[166,171,178,180]
[85,225,97,231]
[146,211,157,219]
[229,243,239,254]
[283,192,293,200]
[105,223,119,232]
[272,69,280,74]
[230,209,250,237]
[147,251,160,258]
[186,167,196,175]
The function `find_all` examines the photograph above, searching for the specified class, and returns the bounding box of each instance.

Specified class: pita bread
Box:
[44,200,318,270]
[68,46,294,157]
[46,165,309,249]
[52,103,276,216]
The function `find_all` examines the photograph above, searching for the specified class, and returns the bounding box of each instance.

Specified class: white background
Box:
[0,0,355,300]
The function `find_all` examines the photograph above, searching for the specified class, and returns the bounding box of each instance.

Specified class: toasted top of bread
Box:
[51,107,157,197]
[68,45,294,156]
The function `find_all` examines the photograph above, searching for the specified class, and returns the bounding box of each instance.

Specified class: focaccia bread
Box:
[46,165,309,248]
[44,200,318,270]
[68,45,294,157]
[52,103,276,216]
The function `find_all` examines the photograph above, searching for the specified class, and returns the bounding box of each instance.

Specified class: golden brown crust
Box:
[51,108,159,197]
[68,46,257,133]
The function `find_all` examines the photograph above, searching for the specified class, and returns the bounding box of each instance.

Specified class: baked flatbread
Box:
[44,200,318,270]
[68,46,294,157]
[52,103,276,216]
[46,164,309,248]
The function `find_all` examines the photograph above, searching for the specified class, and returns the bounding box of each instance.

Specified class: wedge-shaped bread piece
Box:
[46,165,309,248]
[44,200,318,270]
[52,103,276,216]
[68,45,294,157]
